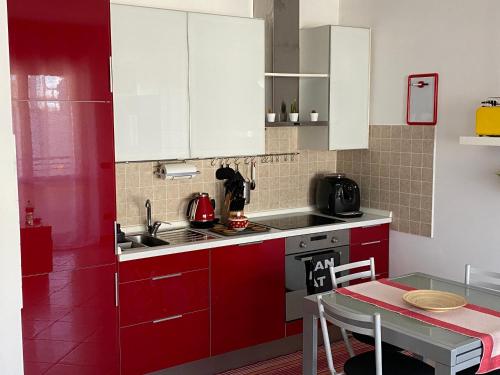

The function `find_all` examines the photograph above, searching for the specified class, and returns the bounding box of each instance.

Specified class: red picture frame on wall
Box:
[406,73,439,125]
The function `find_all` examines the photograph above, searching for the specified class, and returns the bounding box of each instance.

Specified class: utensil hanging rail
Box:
[116,152,300,165]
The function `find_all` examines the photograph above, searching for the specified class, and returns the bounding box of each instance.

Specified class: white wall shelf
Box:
[264,72,329,78]
[459,136,500,146]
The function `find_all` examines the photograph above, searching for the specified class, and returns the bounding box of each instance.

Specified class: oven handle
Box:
[294,249,342,262]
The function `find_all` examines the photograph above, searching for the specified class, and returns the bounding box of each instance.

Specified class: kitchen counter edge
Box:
[118,211,392,262]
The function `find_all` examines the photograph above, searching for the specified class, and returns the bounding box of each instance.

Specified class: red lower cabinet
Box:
[286,320,303,337]
[118,251,210,374]
[349,224,390,285]
[211,239,286,355]
[120,309,210,375]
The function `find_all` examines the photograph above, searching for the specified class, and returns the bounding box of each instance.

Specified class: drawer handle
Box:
[238,241,263,246]
[361,240,382,246]
[152,272,182,281]
[153,314,183,324]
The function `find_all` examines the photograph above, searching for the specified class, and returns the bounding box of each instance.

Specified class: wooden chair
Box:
[329,257,401,356]
[465,264,500,291]
[317,294,434,375]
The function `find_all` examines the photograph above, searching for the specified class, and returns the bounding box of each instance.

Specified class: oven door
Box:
[285,246,348,322]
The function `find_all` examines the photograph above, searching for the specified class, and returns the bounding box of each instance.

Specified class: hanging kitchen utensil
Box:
[215,160,226,180]
[250,161,256,190]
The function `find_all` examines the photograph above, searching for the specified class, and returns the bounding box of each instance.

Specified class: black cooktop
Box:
[252,213,344,230]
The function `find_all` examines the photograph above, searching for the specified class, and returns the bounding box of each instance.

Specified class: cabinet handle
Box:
[114,221,118,255]
[114,272,119,307]
[152,272,182,281]
[153,314,183,324]
[361,240,381,246]
[238,241,264,246]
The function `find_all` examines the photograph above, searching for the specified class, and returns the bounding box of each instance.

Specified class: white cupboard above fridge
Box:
[110,5,265,162]
[110,5,190,162]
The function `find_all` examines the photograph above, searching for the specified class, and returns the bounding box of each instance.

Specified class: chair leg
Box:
[340,328,355,358]
[319,310,337,375]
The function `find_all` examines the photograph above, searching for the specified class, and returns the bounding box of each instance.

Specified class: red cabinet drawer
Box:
[350,224,389,245]
[119,250,209,282]
[350,239,389,277]
[119,269,209,327]
[120,309,210,375]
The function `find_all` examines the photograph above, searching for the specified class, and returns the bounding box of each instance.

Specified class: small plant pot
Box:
[266,113,276,122]
[289,113,299,122]
[310,112,319,122]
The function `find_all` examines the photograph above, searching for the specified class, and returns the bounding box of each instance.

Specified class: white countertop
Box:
[118,207,392,262]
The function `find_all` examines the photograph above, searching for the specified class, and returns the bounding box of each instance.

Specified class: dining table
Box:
[302,272,500,375]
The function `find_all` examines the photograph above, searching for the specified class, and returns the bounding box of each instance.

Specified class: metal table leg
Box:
[302,309,318,375]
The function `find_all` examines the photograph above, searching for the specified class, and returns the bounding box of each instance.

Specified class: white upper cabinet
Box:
[111,5,190,162]
[298,26,371,151]
[187,13,265,158]
[329,26,371,150]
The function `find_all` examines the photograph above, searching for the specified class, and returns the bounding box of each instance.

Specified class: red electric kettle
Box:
[186,192,216,228]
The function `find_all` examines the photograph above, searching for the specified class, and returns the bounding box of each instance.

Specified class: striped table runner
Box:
[337,279,500,374]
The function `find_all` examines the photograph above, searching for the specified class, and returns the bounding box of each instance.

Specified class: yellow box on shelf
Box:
[476,106,500,136]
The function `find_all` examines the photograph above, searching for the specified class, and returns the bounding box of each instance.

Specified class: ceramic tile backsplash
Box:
[116,127,338,227]
[337,125,435,237]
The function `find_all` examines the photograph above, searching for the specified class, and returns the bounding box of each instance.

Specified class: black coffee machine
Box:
[316,174,363,218]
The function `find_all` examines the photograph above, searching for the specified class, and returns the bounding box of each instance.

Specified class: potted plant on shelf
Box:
[280,100,287,122]
[289,99,299,122]
[266,108,276,123]
[310,109,319,122]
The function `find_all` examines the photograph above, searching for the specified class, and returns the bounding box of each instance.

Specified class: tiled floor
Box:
[218,339,371,375]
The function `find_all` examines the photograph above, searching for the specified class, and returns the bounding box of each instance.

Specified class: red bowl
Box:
[227,216,248,231]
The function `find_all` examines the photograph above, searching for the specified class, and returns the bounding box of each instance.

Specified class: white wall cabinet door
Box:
[329,26,371,150]
[111,5,190,162]
[188,13,265,158]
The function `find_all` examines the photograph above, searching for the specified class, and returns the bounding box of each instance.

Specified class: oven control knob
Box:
[299,241,307,248]
[331,237,339,244]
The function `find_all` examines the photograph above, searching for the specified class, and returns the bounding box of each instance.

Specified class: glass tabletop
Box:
[321,273,500,349]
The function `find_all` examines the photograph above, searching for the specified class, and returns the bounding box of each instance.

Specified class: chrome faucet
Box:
[145,199,171,236]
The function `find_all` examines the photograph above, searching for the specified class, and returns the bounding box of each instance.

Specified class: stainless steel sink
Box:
[124,234,169,247]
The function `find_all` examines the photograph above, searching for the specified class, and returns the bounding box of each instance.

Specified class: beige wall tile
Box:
[117,125,434,238]
[410,126,423,139]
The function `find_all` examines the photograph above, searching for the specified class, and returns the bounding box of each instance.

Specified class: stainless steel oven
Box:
[285,230,349,322]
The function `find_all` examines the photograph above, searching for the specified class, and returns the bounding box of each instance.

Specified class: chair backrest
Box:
[465,264,500,291]
[317,294,382,375]
[330,257,376,289]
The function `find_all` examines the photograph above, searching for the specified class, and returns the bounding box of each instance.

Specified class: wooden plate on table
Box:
[402,290,467,312]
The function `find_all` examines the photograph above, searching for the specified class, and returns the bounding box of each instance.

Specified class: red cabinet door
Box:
[120,309,210,375]
[12,101,116,269]
[7,0,112,101]
[119,268,209,327]
[349,240,389,284]
[211,239,285,355]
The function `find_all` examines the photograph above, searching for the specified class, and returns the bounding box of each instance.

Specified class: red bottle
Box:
[25,200,34,226]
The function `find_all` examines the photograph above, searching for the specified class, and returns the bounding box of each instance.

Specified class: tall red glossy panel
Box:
[7,0,112,101]
[8,0,118,373]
